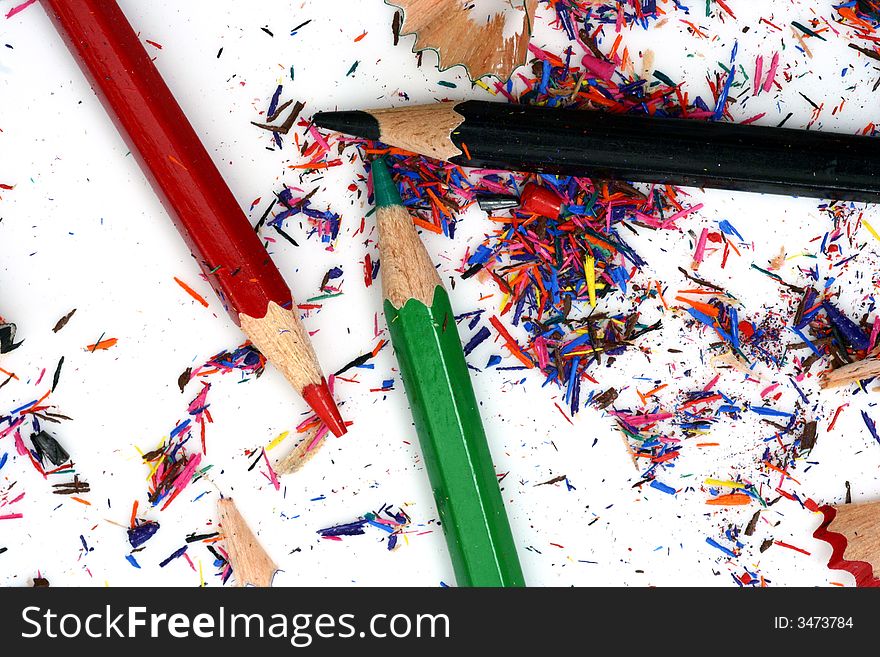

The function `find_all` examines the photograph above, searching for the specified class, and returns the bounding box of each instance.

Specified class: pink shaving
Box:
[692,227,709,268]
[5,0,37,20]
[762,52,780,93]
[754,55,764,95]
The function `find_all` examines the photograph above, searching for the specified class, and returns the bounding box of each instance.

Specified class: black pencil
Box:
[313,100,880,203]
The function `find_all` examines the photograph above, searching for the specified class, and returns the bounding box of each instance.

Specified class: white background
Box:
[1,0,879,587]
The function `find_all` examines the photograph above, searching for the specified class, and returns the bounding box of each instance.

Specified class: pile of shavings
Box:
[249,0,880,585]
[142,437,208,511]
[121,502,225,582]
[444,24,736,416]
[253,4,730,415]
[142,342,266,509]
[547,0,675,35]
[271,186,343,246]
[258,0,865,456]
[834,1,880,59]
[317,504,412,551]
[0,389,87,502]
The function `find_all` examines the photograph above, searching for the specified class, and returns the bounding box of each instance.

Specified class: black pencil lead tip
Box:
[312,110,381,140]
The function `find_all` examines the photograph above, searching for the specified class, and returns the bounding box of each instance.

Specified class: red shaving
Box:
[813,505,880,587]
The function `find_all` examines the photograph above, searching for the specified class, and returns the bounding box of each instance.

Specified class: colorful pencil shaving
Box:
[0,390,79,480]
[253,1,880,588]
[142,343,266,509]
[3,0,878,587]
[291,1,880,427]
[318,504,412,551]
[286,1,754,421]
[268,0,879,482]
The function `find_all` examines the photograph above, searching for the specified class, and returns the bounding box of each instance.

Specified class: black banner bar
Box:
[0,587,873,650]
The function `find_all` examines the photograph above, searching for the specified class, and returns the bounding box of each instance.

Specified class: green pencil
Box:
[371,157,525,587]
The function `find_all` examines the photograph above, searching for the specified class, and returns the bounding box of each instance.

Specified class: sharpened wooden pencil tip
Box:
[218,498,278,588]
[371,157,401,208]
[239,302,346,435]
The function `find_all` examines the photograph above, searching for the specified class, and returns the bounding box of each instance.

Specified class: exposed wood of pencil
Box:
[239,302,323,392]
[830,501,880,569]
[217,498,277,588]
[239,302,346,437]
[814,502,880,587]
[391,0,538,80]
[377,205,443,308]
[275,429,326,475]
[820,358,880,389]
[710,348,761,380]
[372,105,465,161]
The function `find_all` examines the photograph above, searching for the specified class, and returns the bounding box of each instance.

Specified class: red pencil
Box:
[40,0,346,436]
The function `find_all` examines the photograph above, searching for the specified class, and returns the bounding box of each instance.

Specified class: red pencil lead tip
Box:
[301,378,347,437]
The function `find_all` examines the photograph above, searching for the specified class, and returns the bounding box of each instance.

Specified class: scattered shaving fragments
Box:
[5,0,880,587]
[260,0,880,585]
[318,505,413,551]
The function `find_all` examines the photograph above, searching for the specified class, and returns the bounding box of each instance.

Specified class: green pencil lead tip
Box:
[371,157,402,208]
